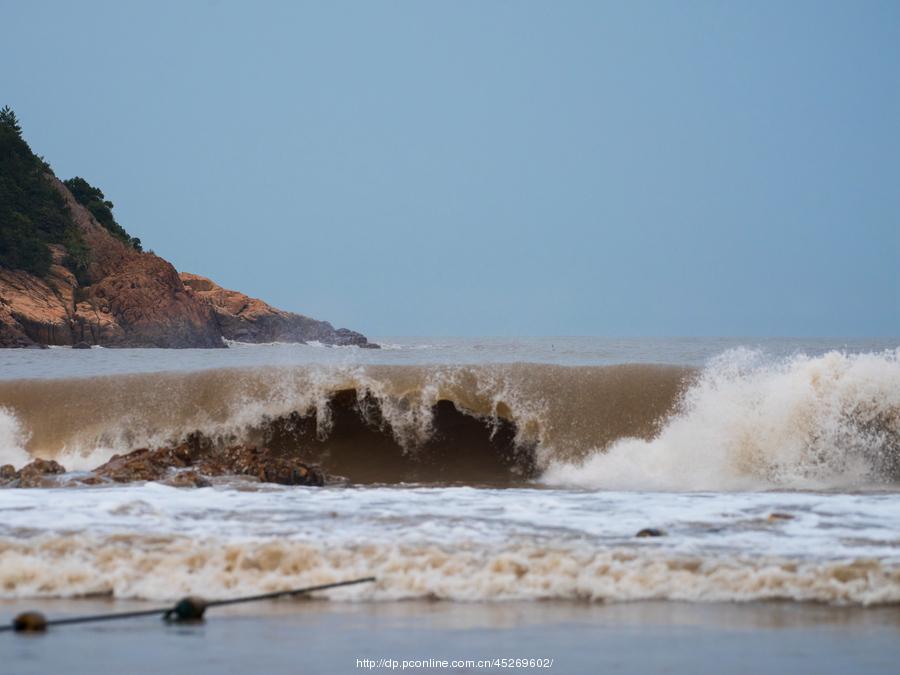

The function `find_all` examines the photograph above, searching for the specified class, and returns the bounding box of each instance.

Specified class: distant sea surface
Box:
[1,335,895,378]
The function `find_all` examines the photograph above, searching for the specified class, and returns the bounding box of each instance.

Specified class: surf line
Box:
[1,577,376,633]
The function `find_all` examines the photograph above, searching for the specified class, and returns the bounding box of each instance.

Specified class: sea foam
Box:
[543,349,900,491]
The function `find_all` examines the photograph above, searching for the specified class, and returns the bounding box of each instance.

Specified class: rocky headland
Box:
[180,273,373,347]
[0,107,374,348]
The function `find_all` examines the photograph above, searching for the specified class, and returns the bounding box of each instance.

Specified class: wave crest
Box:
[1,534,897,605]
[543,349,900,491]
[2,350,899,490]
[0,363,686,481]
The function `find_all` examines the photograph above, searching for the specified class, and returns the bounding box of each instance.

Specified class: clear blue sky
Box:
[3,1,898,336]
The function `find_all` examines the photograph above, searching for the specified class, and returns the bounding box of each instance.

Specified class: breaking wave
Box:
[1,534,897,605]
[2,475,898,606]
[0,349,898,489]
[0,363,687,483]
[544,349,900,491]
[0,407,31,469]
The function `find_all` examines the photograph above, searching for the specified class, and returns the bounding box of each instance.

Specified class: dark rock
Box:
[90,442,326,487]
[332,327,375,348]
[0,464,16,482]
[180,273,376,348]
[61,473,108,487]
[767,512,794,522]
[635,528,666,538]
[12,458,66,488]
[95,445,198,483]
[164,470,212,488]
[217,445,326,486]
[72,341,92,349]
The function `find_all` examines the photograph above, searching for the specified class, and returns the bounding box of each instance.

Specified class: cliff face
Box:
[180,273,375,347]
[0,178,223,348]
[0,246,76,347]
[0,179,373,348]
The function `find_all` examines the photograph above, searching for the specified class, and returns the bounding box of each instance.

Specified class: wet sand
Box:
[3,599,898,674]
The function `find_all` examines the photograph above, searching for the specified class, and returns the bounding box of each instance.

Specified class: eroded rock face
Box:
[0,247,79,347]
[180,273,376,347]
[74,254,224,348]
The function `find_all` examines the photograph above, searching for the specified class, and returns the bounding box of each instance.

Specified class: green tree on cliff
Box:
[1,107,144,279]
[64,176,143,252]
[0,105,79,276]
[0,106,22,136]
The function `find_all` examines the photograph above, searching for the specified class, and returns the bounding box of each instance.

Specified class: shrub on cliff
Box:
[0,106,87,277]
[63,176,142,251]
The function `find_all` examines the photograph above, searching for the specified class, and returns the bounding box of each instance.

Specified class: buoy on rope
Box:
[13,612,48,633]
[164,596,208,623]
[3,576,376,633]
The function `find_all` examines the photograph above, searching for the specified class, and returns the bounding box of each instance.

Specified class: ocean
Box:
[1,337,899,672]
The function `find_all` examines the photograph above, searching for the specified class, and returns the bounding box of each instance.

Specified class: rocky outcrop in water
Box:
[180,273,376,347]
[0,458,66,488]
[0,443,327,488]
[91,441,326,486]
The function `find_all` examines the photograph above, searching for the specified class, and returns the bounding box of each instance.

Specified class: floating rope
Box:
[2,576,376,633]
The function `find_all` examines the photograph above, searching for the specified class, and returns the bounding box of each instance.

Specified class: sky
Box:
[2,1,898,337]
